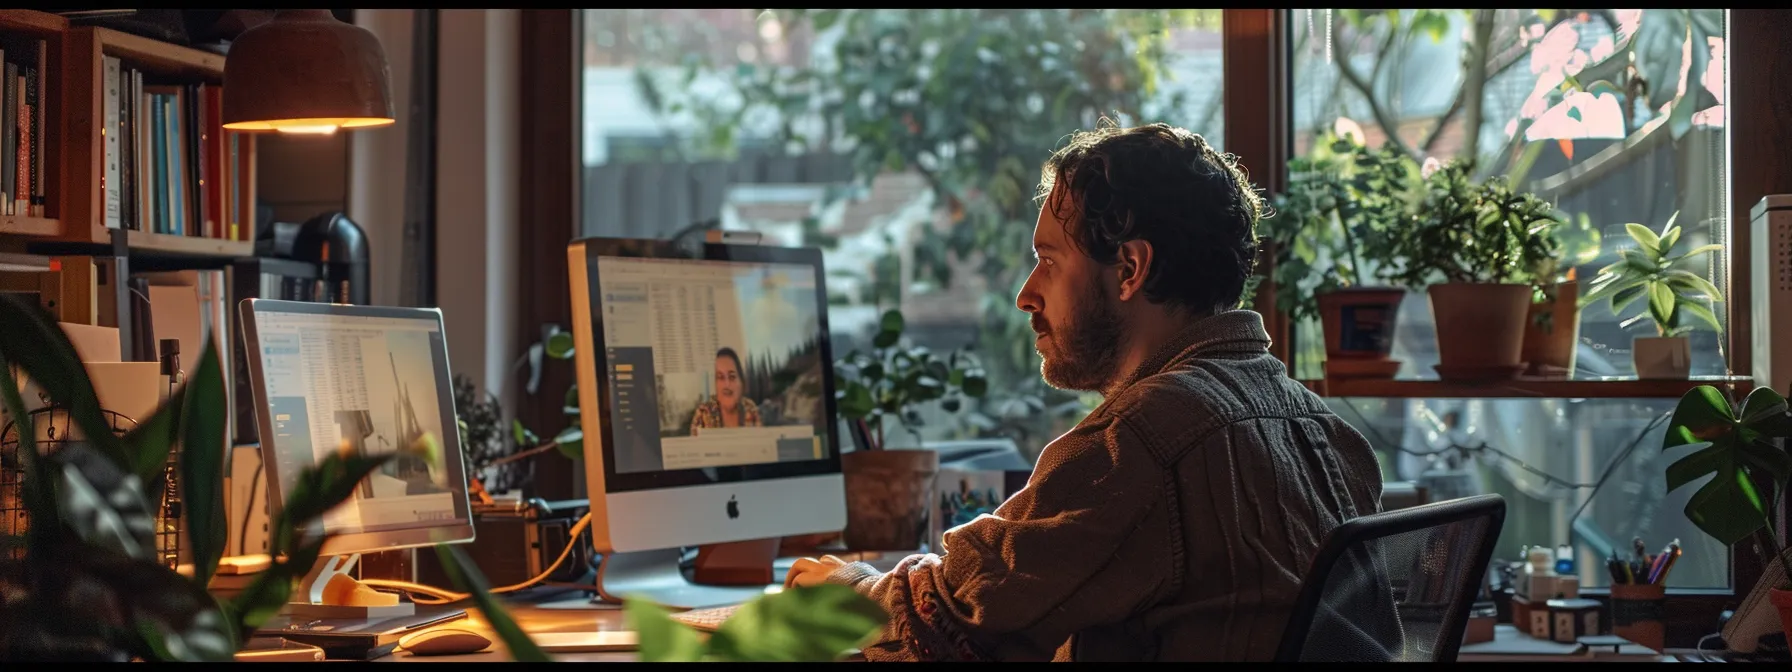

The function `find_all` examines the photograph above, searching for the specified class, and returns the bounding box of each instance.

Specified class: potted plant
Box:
[1662,385,1792,645]
[832,309,987,551]
[1388,161,1563,380]
[0,295,546,662]
[1522,213,1601,376]
[1579,212,1723,379]
[1263,130,1417,380]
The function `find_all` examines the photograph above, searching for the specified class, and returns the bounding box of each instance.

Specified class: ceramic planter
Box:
[1427,283,1532,380]
[1633,336,1691,379]
[1318,287,1404,379]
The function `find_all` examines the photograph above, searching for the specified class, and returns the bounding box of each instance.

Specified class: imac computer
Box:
[238,299,477,626]
[567,236,847,609]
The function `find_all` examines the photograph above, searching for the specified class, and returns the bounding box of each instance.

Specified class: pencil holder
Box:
[1609,583,1665,652]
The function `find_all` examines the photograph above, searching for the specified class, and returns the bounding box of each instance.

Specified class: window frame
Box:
[520,8,1792,649]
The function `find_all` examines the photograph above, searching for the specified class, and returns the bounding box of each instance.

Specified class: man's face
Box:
[1015,190,1124,392]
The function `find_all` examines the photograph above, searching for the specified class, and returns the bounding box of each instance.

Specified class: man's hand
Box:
[784,554,846,589]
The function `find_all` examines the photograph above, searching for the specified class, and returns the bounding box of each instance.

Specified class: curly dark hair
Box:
[1036,122,1267,314]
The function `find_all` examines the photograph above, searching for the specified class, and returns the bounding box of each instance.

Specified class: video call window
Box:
[596,257,831,474]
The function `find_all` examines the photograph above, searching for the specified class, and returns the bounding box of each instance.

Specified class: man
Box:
[786,123,1387,661]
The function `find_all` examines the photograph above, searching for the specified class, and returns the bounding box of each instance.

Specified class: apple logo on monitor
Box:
[726,495,740,520]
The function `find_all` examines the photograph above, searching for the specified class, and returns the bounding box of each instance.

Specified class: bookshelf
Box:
[0,9,261,363]
[60,24,255,256]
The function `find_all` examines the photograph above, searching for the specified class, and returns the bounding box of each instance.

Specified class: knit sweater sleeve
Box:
[823,411,1171,661]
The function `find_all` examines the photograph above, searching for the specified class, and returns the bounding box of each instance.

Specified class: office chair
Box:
[1275,493,1506,663]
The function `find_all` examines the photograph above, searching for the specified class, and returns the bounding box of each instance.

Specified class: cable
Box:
[1565,411,1671,528]
[1338,398,1666,493]
[363,511,593,605]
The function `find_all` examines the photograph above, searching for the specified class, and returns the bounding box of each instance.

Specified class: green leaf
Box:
[1611,284,1648,314]
[705,584,886,662]
[1681,469,1769,546]
[1665,441,1726,493]
[871,329,900,349]
[1648,282,1676,329]
[1664,385,1737,449]
[1739,387,1791,431]
[54,445,158,560]
[1677,300,1724,333]
[878,309,905,339]
[179,342,230,589]
[226,541,322,641]
[961,369,988,398]
[95,556,236,661]
[554,426,583,461]
[120,383,183,483]
[0,294,131,469]
[1657,225,1682,257]
[1625,222,1662,254]
[0,347,58,550]
[837,383,875,419]
[624,598,706,662]
[270,452,392,555]
[545,330,575,360]
[1661,269,1724,302]
[433,544,550,661]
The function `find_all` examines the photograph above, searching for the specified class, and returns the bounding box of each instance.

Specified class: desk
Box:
[375,588,637,663]
[371,550,911,663]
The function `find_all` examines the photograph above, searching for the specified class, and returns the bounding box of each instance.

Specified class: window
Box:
[1288,9,1731,589]
[578,9,1226,459]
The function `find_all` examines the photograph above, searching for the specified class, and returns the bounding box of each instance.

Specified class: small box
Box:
[1545,598,1603,643]
[1463,601,1497,645]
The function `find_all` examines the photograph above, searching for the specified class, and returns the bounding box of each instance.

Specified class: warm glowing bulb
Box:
[277,124,340,135]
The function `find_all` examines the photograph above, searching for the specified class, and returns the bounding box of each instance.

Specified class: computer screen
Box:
[595,255,833,476]
[240,300,475,554]
[569,238,845,558]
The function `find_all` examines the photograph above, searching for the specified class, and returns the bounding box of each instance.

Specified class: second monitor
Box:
[567,237,847,607]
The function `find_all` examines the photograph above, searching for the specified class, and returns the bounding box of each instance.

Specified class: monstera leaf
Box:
[1663,386,1792,546]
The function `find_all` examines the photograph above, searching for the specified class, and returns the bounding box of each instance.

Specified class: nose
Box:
[1016,266,1043,315]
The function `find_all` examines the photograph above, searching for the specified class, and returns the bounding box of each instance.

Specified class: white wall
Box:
[349,9,413,309]
[350,9,521,405]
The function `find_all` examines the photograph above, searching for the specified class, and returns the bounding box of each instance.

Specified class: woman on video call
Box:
[691,346,762,431]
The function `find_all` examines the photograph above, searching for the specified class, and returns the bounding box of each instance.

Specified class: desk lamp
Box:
[221,9,396,135]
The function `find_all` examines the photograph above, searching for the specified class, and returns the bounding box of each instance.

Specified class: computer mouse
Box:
[398,628,493,656]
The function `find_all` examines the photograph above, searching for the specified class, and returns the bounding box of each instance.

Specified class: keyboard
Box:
[669,605,740,632]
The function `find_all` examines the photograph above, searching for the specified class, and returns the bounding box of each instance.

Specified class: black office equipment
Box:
[290,211,371,305]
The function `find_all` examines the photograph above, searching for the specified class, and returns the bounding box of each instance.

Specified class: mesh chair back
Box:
[1276,494,1506,662]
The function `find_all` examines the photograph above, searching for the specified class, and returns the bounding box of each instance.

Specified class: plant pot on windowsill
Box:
[1428,282,1532,381]
[1633,335,1691,379]
[1318,287,1405,379]
[841,448,938,552]
[1521,279,1580,377]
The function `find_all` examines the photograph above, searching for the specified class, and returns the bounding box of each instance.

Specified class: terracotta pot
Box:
[1610,582,1666,652]
[1427,283,1532,379]
[1771,587,1792,650]
[1521,280,1580,376]
[1633,336,1691,379]
[841,449,937,551]
[1318,287,1404,379]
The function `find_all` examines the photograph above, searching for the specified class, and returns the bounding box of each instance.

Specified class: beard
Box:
[1033,282,1123,392]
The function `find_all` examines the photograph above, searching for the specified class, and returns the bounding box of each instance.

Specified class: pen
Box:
[1654,540,1683,585]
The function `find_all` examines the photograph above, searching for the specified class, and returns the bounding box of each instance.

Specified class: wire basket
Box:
[1,406,183,569]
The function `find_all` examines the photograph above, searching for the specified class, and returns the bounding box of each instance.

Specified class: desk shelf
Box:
[1302,375,1752,399]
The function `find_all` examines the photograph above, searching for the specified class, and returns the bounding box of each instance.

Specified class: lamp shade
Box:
[222,10,395,133]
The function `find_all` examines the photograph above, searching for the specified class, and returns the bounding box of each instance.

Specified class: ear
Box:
[1114,240,1154,302]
